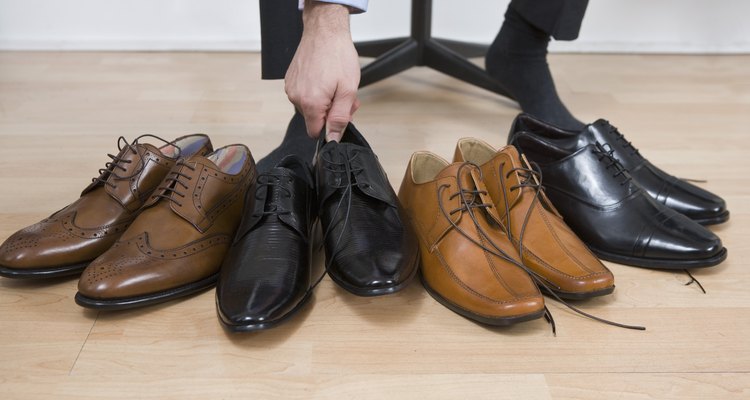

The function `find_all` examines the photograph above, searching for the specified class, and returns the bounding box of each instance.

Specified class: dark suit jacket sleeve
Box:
[260,0,303,80]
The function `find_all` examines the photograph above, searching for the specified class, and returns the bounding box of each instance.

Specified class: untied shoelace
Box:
[437,162,646,335]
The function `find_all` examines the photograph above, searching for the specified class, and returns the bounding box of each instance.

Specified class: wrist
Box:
[303,1,350,34]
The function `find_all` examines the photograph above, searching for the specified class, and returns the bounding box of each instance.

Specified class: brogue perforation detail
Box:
[84,255,148,284]
[60,213,133,239]
[131,233,231,259]
[204,185,244,222]
[124,152,177,208]
[194,167,254,224]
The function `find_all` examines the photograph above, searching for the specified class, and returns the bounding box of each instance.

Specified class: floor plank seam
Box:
[69,311,99,376]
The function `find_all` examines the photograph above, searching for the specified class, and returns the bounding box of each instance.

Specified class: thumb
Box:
[325,90,357,142]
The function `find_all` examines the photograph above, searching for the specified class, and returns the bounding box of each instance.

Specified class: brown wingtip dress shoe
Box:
[453,138,615,299]
[0,134,213,279]
[75,144,255,310]
[398,151,544,326]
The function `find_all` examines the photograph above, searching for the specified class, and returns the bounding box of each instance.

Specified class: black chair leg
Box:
[354,0,512,101]
[433,38,490,58]
[355,38,410,58]
[423,40,513,99]
[359,39,420,88]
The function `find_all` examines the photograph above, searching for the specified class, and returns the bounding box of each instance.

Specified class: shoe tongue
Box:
[261,171,287,211]
[493,146,523,200]
[467,146,528,219]
[138,143,172,159]
[437,162,503,225]
[275,156,313,186]
[498,145,522,168]
[569,119,608,151]
[436,162,476,188]
[590,119,611,129]
[82,141,171,197]
[262,167,296,200]
[586,119,614,138]
[190,154,221,171]
[322,140,369,159]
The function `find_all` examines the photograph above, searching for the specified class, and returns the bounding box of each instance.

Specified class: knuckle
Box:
[285,91,299,104]
[300,98,319,111]
[338,87,358,97]
[328,114,350,125]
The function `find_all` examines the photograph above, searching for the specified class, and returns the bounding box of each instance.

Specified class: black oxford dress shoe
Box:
[512,133,727,269]
[216,156,316,331]
[508,114,729,225]
[315,124,419,296]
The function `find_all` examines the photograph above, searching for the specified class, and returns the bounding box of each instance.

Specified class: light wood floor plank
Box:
[547,373,750,400]
[0,52,748,398]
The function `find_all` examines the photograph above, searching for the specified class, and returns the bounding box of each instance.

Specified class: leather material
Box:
[511,132,726,269]
[76,145,255,307]
[508,113,728,225]
[216,155,316,331]
[0,135,212,278]
[315,124,418,296]
[453,139,614,298]
[398,152,544,324]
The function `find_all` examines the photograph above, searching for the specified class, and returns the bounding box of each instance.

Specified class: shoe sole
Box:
[419,272,545,326]
[216,289,315,333]
[327,252,420,297]
[538,284,615,300]
[0,261,90,279]
[74,273,218,310]
[693,210,730,226]
[589,246,728,270]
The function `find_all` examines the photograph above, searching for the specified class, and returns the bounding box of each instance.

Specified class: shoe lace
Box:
[605,123,708,184]
[153,159,194,207]
[605,121,642,158]
[436,163,523,284]
[592,143,632,186]
[92,134,182,188]
[313,146,367,289]
[252,173,293,217]
[437,162,645,334]
[497,157,544,240]
[683,269,706,294]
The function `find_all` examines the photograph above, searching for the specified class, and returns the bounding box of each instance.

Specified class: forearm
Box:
[286,0,361,140]
[302,0,351,35]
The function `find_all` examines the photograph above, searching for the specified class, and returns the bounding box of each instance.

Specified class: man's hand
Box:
[285,2,361,141]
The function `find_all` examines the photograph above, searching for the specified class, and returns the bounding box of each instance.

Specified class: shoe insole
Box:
[160,136,207,158]
[207,146,247,175]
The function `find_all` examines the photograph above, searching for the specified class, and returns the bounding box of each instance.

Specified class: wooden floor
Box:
[0,52,748,399]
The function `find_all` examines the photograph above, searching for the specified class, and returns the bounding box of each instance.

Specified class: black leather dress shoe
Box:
[315,124,419,296]
[216,156,316,331]
[508,114,729,225]
[511,133,727,269]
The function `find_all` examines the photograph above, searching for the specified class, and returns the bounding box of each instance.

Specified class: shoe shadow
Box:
[478,319,552,337]
[73,286,313,349]
[0,274,79,289]
[221,297,316,348]
[332,276,428,327]
[79,287,219,321]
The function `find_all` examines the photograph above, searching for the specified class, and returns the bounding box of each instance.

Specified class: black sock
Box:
[486,6,584,131]
[256,111,317,174]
